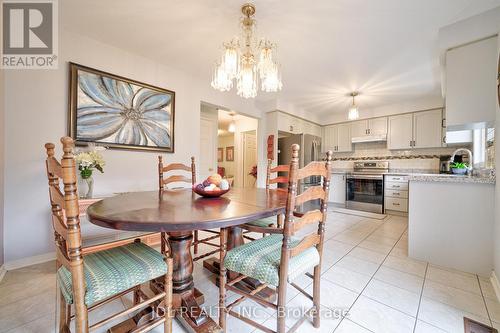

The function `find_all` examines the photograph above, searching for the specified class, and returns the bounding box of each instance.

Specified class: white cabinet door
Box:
[388,114,413,150]
[368,117,388,135]
[413,110,443,148]
[277,113,294,133]
[329,173,346,204]
[336,123,352,152]
[323,126,337,152]
[350,120,368,138]
[445,36,497,128]
[312,124,322,137]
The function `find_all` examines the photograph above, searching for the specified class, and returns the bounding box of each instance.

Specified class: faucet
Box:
[450,148,473,175]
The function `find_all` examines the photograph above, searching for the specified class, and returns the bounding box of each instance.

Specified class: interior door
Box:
[199,117,217,181]
[413,110,443,148]
[388,114,413,149]
[243,131,257,188]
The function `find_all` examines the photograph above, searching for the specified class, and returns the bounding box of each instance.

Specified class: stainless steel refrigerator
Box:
[278,134,322,210]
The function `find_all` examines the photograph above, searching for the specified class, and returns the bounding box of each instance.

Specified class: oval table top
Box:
[87,187,287,232]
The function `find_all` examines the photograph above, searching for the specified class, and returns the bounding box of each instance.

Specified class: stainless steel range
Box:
[346,161,389,213]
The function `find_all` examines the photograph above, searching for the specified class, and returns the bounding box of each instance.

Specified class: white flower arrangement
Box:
[75,143,106,179]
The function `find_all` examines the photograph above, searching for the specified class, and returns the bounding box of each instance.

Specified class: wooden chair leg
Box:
[57,288,67,333]
[164,257,173,333]
[312,265,321,328]
[219,228,228,331]
[194,230,199,254]
[277,282,287,333]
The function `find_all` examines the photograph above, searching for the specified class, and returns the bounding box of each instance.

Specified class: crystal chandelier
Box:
[348,92,359,120]
[211,3,282,98]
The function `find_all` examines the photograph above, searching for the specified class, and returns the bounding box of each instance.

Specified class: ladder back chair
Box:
[242,159,290,236]
[158,156,220,261]
[218,144,333,333]
[46,137,173,333]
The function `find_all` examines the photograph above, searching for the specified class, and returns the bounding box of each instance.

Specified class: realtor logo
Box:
[1,0,58,69]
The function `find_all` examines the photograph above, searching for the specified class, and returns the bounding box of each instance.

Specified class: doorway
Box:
[199,104,258,188]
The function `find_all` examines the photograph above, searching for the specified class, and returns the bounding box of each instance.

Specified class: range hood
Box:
[351,134,387,143]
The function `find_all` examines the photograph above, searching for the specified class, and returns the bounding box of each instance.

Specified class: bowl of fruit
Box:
[193,174,230,198]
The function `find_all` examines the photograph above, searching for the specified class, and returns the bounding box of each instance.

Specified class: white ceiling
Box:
[61,0,500,116]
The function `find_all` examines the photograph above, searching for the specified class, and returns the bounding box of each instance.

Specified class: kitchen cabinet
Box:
[323,124,352,152]
[329,173,346,204]
[384,175,409,213]
[413,109,443,148]
[351,118,388,139]
[351,120,369,138]
[445,36,497,129]
[388,110,443,149]
[276,111,320,136]
[369,117,388,136]
[388,113,413,149]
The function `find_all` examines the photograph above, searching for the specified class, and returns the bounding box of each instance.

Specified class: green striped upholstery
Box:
[224,234,320,287]
[246,216,276,228]
[57,242,167,306]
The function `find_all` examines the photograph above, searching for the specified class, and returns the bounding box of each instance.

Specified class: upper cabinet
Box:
[350,117,387,141]
[388,110,444,150]
[323,123,352,152]
[413,110,444,148]
[276,111,321,136]
[388,113,414,149]
[369,117,388,136]
[445,36,497,129]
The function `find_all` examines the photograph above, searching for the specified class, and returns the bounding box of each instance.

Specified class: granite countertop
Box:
[330,168,495,184]
[408,173,495,185]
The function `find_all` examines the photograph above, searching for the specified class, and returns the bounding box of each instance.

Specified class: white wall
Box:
[2,30,270,263]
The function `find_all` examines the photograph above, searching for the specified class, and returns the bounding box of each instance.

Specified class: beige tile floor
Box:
[1,211,499,333]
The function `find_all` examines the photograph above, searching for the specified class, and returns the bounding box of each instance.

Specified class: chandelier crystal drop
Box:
[211,3,283,98]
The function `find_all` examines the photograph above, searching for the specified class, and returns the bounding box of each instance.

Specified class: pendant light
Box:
[348,92,359,120]
[228,112,236,133]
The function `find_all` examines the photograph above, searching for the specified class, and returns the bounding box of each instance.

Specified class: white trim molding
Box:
[491,270,500,302]
[0,265,6,283]
[4,252,55,271]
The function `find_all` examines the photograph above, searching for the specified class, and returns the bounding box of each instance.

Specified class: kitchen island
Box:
[408,173,495,276]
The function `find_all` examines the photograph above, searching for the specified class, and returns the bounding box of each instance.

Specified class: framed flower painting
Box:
[68,63,175,152]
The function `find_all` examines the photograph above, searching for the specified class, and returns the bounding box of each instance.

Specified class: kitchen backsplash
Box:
[330,142,471,170]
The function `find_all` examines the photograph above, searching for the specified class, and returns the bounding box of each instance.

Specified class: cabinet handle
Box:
[410,140,412,147]
[393,192,400,195]
[290,126,293,132]
[393,185,400,188]
[392,202,400,206]
[393,177,400,180]
[368,129,371,134]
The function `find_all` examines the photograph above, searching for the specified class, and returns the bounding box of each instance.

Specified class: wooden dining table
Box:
[87,187,287,333]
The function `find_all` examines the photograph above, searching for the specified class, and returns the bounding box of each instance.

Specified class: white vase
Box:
[78,175,94,199]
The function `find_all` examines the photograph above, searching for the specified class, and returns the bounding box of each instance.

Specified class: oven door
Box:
[346,175,384,213]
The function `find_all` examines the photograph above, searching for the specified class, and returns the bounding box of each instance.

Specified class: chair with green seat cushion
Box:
[224,234,320,287]
[218,144,333,333]
[45,137,173,333]
[245,216,276,228]
[242,159,289,234]
[57,242,168,306]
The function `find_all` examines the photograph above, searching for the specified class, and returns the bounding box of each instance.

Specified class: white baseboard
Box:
[491,270,500,302]
[0,265,6,283]
[4,252,55,271]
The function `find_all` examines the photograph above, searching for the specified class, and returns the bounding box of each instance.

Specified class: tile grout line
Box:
[412,261,429,333]
[333,216,411,333]
[477,274,494,327]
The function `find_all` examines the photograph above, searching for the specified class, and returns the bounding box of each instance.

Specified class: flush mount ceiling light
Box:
[348,92,360,120]
[211,3,283,98]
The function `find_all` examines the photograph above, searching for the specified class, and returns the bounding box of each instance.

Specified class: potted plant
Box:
[450,162,468,175]
[75,145,106,198]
